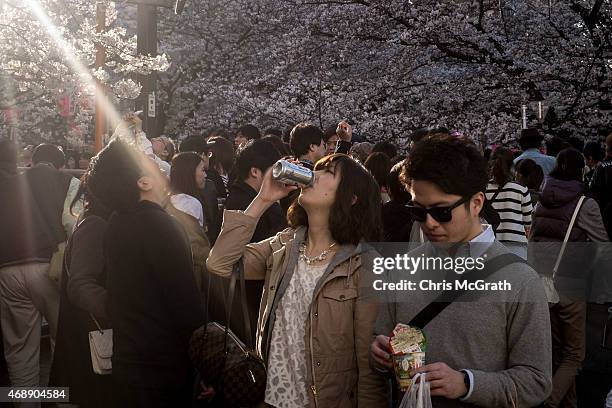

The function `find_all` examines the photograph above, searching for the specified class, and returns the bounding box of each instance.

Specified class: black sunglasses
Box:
[405,196,471,223]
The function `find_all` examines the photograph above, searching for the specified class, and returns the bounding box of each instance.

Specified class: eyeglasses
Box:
[405,196,471,223]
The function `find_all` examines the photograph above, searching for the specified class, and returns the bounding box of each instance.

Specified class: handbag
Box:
[541,195,585,304]
[189,260,267,406]
[64,223,112,375]
[88,316,112,375]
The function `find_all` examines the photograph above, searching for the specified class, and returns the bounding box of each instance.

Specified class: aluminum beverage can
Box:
[272,160,314,186]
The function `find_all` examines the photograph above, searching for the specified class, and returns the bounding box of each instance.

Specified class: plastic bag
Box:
[398,373,433,408]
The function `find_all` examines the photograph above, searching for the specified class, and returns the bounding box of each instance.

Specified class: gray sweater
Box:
[374,241,552,407]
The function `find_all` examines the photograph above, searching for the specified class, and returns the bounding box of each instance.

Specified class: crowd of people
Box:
[0,117,611,408]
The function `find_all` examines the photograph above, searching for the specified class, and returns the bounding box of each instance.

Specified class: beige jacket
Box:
[206,210,387,407]
[165,202,210,291]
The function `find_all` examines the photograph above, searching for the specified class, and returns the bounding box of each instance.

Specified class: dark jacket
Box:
[226,181,286,243]
[589,157,612,214]
[206,169,228,199]
[105,200,204,388]
[50,216,112,407]
[0,163,71,267]
[202,180,221,244]
[530,176,601,299]
[223,180,286,344]
[335,139,352,154]
[531,177,587,242]
[589,157,612,237]
[382,200,414,242]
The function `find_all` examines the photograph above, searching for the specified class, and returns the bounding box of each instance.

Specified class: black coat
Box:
[225,181,286,243]
[206,169,228,199]
[105,200,204,388]
[50,216,112,407]
[382,200,414,242]
[0,164,71,266]
[202,180,221,244]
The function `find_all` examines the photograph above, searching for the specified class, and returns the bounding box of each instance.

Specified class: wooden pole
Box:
[137,4,158,137]
[94,2,106,153]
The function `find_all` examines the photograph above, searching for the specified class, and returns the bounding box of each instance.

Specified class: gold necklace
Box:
[299,241,336,265]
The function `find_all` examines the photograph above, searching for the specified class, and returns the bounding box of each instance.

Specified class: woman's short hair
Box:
[515,158,544,191]
[170,152,204,202]
[287,154,382,244]
[208,136,235,173]
[550,148,585,182]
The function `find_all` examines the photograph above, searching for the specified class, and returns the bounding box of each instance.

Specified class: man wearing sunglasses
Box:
[370,134,552,407]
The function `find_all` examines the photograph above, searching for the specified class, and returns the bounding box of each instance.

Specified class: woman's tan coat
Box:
[206,210,387,407]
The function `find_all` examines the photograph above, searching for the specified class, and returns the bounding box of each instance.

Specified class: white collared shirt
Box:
[469,224,495,259]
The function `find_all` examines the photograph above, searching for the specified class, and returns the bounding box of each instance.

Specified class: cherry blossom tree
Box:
[0,0,168,147]
[156,0,611,148]
[1,0,610,150]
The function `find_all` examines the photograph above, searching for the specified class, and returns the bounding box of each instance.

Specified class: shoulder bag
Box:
[188,260,267,406]
[541,195,585,304]
[408,253,528,329]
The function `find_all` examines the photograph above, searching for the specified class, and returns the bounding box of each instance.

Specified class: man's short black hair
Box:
[32,143,65,169]
[289,122,324,157]
[372,141,398,160]
[235,139,281,181]
[401,135,488,198]
[583,141,604,162]
[238,124,261,140]
[518,128,543,150]
[179,136,208,155]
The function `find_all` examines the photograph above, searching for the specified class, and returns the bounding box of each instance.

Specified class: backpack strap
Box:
[408,253,528,329]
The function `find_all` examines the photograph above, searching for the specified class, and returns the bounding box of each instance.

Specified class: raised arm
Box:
[206,168,297,280]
